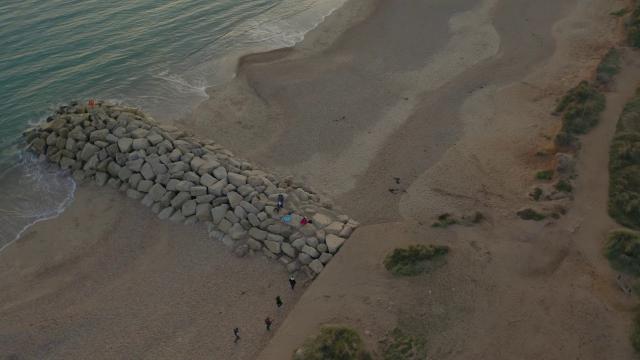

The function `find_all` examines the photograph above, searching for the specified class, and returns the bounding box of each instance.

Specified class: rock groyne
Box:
[23,101,357,277]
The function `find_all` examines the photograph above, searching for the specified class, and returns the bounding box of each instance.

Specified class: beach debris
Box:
[22,101,358,278]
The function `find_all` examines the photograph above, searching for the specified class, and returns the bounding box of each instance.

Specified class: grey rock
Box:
[229,223,247,240]
[80,143,99,161]
[169,211,185,223]
[339,226,354,238]
[213,166,227,180]
[95,172,109,186]
[196,194,215,204]
[208,179,227,196]
[306,237,319,247]
[148,183,167,201]
[141,194,154,207]
[158,207,174,220]
[264,240,281,254]
[227,191,243,208]
[176,180,194,192]
[227,172,247,187]
[247,238,262,250]
[298,253,312,265]
[118,167,133,181]
[309,259,324,274]
[190,186,207,196]
[291,238,306,251]
[239,201,259,214]
[234,206,247,220]
[317,244,328,253]
[126,189,144,200]
[248,227,267,241]
[267,233,284,243]
[137,179,154,192]
[211,204,229,225]
[170,191,191,208]
[319,252,333,264]
[200,173,217,187]
[218,219,232,234]
[184,171,200,183]
[169,161,189,174]
[311,213,333,228]
[196,203,212,221]
[132,138,149,150]
[198,161,219,176]
[181,200,197,217]
[325,222,344,235]
[141,162,155,180]
[325,235,345,254]
[127,158,144,172]
[302,245,320,258]
[118,138,133,153]
[247,213,260,227]
[166,179,179,191]
[282,243,297,258]
[225,210,239,223]
[147,132,163,145]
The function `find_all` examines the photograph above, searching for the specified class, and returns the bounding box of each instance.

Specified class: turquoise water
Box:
[0,0,344,246]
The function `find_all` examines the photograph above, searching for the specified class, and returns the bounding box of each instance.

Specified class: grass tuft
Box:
[384,244,449,276]
[596,48,621,85]
[554,179,573,193]
[516,208,546,221]
[293,326,372,360]
[611,8,630,17]
[605,230,640,276]
[381,328,427,360]
[609,89,640,229]
[431,213,457,228]
[535,170,554,181]
[554,81,606,135]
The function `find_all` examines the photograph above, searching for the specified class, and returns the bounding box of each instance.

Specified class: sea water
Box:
[0,0,345,248]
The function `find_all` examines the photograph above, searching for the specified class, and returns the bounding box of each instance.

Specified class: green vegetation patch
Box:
[516,208,546,221]
[431,213,457,228]
[605,230,640,276]
[293,326,372,360]
[554,81,606,135]
[633,311,640,353]
[554,179,573,193]
[381,328,427,360]
[596,48,621,85]
[531,187,543,201]
[609,89,640,228]
[611,8,630,17]
[384,244,449,276]
[535,169,554,180]
[629,3,640,47]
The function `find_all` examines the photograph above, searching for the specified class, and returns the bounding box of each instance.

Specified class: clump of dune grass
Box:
[605,230,640,275]
[381,328,427,360]
[535,170,554,181]
[516,208,546,221]
[293,326,372,360]
[554,81,606,136]
[431,213,457,228]
[384,244,449,276]
[609,89,640,229]
[628,4,640,47]
[596,48,621,85]
[554,179,573,193]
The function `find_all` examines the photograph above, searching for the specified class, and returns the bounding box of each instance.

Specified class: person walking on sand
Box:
[276,296,283,308]
[289,275,296,290]
[233,327,240,343]
[265,317,273,331]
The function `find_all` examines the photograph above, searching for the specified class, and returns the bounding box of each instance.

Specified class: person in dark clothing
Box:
[265,317,273,331]
[276,296,283,308]
[233,327,240,343]
[289,275,296,290]
[276,194,285,210]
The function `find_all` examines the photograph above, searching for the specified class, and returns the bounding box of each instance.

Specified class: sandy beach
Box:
[2,0,639,358]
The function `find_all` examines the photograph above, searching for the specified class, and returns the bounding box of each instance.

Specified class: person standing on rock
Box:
[276,296,283,308]
[276,194,285,210]
[265,317,273,331]
[233,327,240,343]
[289,275,296,290]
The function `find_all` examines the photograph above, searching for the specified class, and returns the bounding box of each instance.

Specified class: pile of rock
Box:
[23,101,358,277]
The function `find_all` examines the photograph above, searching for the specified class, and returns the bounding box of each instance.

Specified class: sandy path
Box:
[0,187,301,359]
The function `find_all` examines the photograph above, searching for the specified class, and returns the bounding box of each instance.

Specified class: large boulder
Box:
[325,235,345,254]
